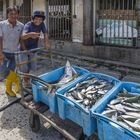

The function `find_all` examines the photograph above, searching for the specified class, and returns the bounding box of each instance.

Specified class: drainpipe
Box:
[136,0,140,47]
[83,0,93,45]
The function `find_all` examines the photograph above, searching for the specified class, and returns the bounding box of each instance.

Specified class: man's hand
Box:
[21,32,40,40]
[0,52,4,64]
[30,32,40,39]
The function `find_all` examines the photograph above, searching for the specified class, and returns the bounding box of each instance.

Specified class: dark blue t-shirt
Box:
[23,21,47,50]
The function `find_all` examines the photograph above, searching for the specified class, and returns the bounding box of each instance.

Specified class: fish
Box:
[122,105,140,112]
[63,76,113,110]
[97,90,106,95]
[118,121,132,130]
[107,104,126,113]
[122,119,140,132]
[71,91,83,100]
[121,102,139,109]
[132,103,140,109]
[86,94,93,99]
[125,112,140,118]
[85,90,97,95]
[75,99,83,103]
[134,119,140,125]
[86,85,95,92]
[95,84,106,89]
[80,89,86,94]
[83,99,90,106]
[102,109,117,117]
[123,96,140,103]
[117,115,138,122]
[109,98,122,105]
[77,92,84,100]
[118,88,135,97]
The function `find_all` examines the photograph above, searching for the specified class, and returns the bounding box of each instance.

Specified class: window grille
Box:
[96,0,137,47]
[47,0,72,40]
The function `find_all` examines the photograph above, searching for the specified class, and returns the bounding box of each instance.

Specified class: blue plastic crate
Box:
[56,72,120,136]
[31,65,89,113]
[91,82,140,140]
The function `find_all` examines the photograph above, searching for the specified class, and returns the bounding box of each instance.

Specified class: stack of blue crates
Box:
[32,64,140,139]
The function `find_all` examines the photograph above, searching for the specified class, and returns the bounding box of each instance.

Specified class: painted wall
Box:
[32,0,46,13]
[72,0,83,43]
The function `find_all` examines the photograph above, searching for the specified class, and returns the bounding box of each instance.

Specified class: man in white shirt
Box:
[0,6,24,96]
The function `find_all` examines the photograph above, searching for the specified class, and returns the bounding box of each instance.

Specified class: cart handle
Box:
[14,47,51,55]
[17,71,51,88]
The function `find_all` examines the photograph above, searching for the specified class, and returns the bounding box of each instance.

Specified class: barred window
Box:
[96,0,137,47]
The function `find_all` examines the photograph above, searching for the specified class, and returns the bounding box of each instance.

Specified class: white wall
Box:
[32,0,46,13]
[72,0,83,43]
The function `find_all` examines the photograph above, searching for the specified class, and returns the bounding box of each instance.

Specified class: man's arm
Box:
[19,37,27,50]
[0,23,4,63]
[44,33,51,50]
[0,23,3,52]
[21,23,40,40]
[0,36,2,51]
[0,36,4,63]
[21,32,40,40]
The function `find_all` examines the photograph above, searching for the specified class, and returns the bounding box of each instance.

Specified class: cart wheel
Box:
[29,111,40,132]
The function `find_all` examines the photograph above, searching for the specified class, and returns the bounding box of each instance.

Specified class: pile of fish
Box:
[64,76,113,110]
[40,61,79,92]
[102,88,140,134]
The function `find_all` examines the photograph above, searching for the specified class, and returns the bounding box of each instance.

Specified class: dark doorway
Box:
[18,0,31,24]
[47,0,72,40]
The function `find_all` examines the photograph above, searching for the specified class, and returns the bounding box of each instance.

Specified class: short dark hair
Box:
[7,6,20,14]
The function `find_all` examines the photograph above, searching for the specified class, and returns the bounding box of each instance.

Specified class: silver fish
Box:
[110,99,122,105]
[107,104,126,113]
[122,105,140,112]
[123,96,140,103]
[102,109,117,117]
[122,119,140,132]
[125,112,140,118]
[83,99,90,106]
[97,90,106,95]
[132,103,140,109]
[134,119,140,125]
[117,115,138,122]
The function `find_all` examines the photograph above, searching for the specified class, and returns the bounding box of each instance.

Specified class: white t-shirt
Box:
[0,19,24,53]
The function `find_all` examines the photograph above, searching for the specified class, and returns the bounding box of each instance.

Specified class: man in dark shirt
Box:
[21,10,50,74]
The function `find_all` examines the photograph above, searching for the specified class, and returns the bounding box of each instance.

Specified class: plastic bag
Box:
[57,60,77,86]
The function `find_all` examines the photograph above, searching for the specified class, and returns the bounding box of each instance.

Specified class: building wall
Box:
[72,0,83,43]
[32,0,46,13]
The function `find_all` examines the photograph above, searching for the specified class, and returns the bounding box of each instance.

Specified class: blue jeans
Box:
[0,52,15,80]
[19,52,37,73]
[4,52,16,71]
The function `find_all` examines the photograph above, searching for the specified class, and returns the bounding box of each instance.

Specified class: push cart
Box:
[15,48,92,140]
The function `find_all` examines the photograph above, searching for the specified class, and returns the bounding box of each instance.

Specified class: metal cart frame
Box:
[15,47,87,140]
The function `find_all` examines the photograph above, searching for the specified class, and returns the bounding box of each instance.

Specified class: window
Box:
[96,0,137,47]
